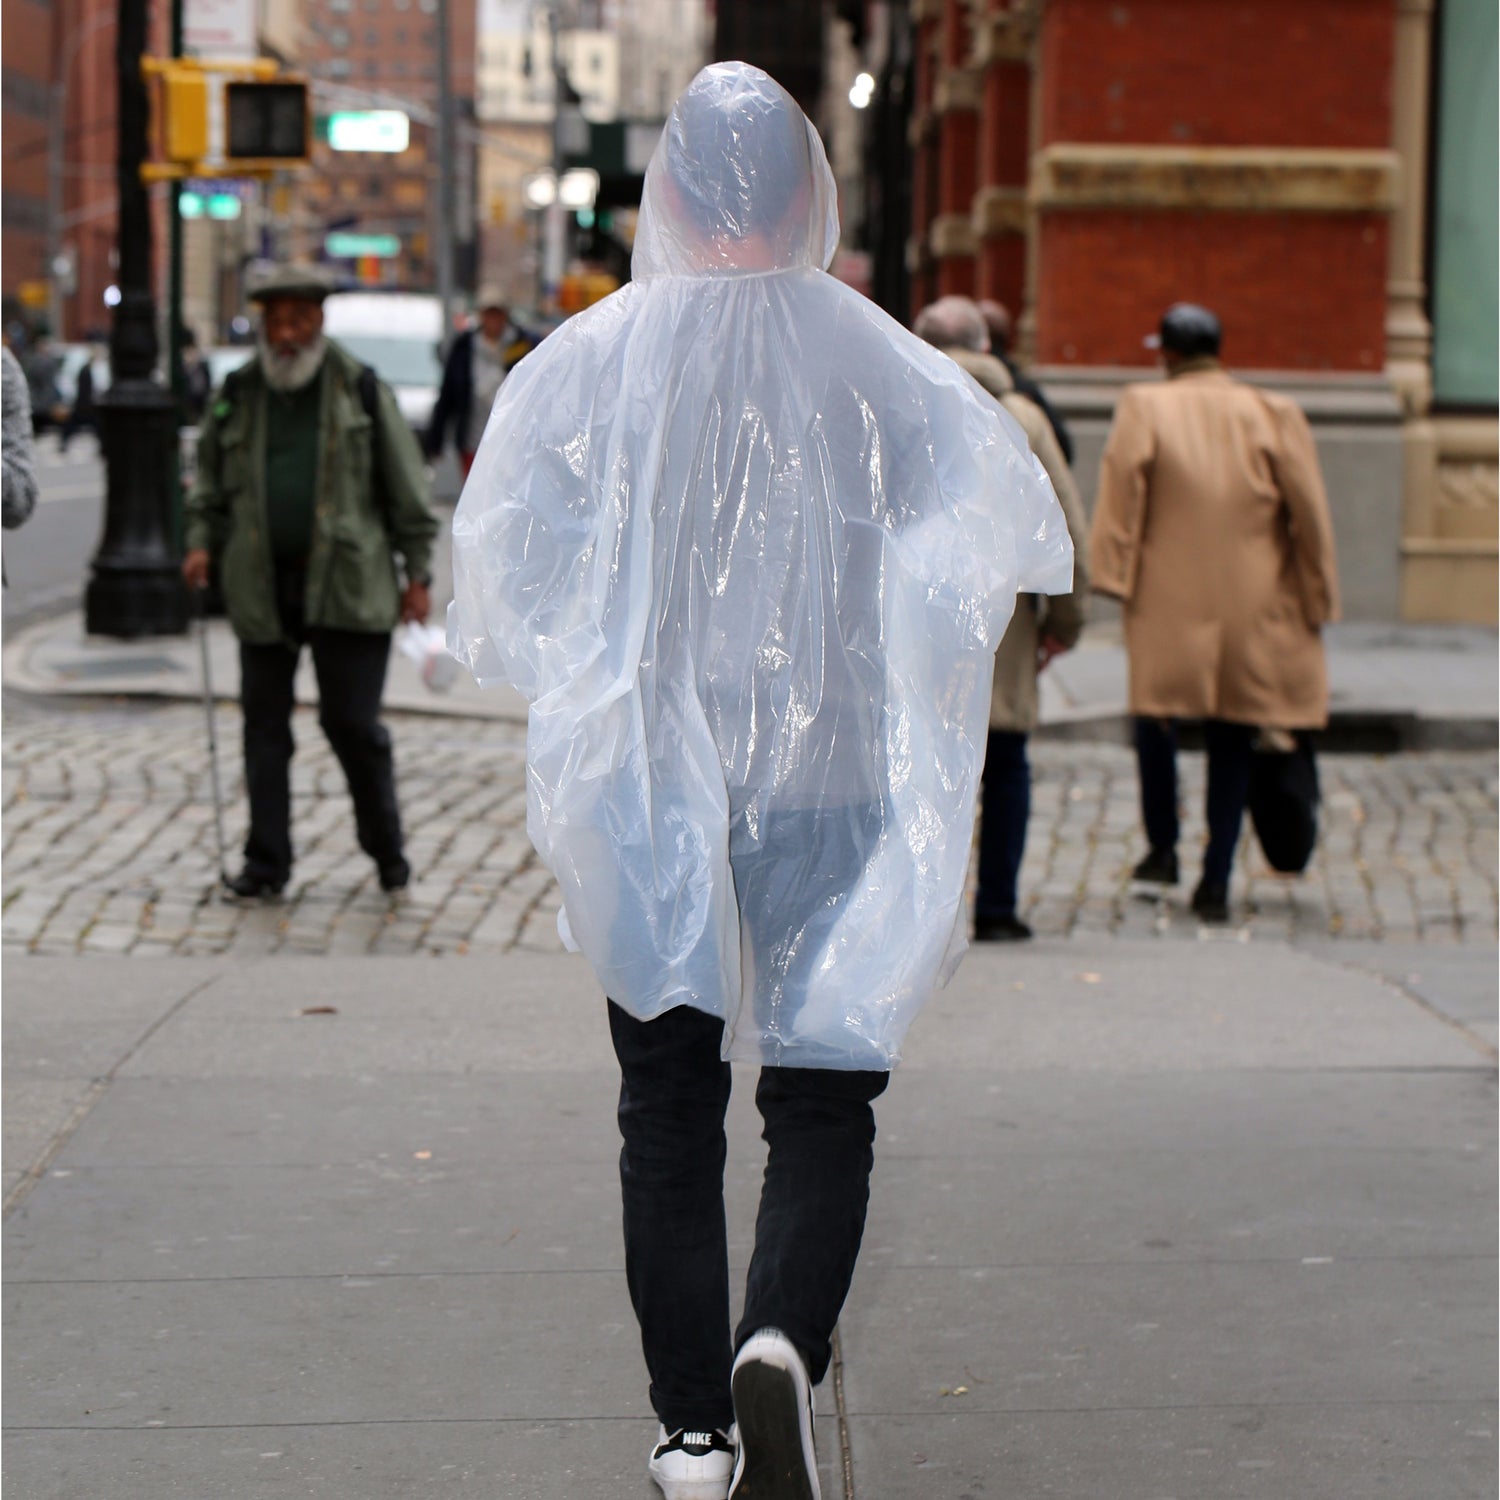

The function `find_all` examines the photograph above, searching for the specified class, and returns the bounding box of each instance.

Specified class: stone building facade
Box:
[903,0,1497,623]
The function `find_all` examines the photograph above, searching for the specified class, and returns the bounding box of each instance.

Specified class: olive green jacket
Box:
[184,339,438,645]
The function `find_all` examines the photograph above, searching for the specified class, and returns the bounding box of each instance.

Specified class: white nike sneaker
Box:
[647,1424,737,1500]
[729,1329,820,1499]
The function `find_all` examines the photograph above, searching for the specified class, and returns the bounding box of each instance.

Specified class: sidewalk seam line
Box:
[831,1324,857,1500]
[2,974,222,1220]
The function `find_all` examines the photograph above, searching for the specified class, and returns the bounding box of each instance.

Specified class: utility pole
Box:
[85,0,186,637]
[434,0,455,341]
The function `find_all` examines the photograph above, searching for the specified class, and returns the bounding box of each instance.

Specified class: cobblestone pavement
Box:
[3,694,1495,957]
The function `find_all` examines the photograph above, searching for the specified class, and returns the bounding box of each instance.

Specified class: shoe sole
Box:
[648,1466,733,1500]
[730,1355,819,1500]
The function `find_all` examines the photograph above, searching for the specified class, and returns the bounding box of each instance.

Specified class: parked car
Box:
[320,291,443,435]
[204,345,254,394]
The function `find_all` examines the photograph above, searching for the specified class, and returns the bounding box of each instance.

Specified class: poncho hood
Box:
[632,62,840,279]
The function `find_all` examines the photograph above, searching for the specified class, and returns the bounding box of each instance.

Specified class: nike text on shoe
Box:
[729,1328,820,1500]
[648,1425,736,1500]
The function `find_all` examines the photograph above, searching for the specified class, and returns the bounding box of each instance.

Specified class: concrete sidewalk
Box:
[5,609,1494,748]
[4,939,1494,1498]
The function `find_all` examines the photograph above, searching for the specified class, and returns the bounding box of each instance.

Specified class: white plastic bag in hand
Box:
[398,623,459,693]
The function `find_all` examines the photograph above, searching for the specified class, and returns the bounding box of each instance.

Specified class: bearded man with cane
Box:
[182,264,438,900]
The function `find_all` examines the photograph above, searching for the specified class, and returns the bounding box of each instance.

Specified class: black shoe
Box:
[1191,880,1230,923]
[223,869,286,901]
[974,913,1033,943]
[378,858,411,893]
[1132,847,1180,885]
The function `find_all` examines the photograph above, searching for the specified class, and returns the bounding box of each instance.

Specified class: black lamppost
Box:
[85,0,186,637]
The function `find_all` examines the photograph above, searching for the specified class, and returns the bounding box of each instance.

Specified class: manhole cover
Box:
[55,656,186,681]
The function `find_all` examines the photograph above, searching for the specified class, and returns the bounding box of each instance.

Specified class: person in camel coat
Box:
[1090,302,1340,923]
[915,296,1090,941]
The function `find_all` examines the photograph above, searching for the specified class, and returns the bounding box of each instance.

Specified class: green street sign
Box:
[207,193,243,220]
[325,110,410,153]
[179,192,206,219]
[324,231,402,259]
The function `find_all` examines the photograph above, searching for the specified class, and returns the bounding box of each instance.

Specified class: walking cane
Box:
[193,585,230,889]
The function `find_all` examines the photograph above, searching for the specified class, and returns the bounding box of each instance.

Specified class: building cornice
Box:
[972,184,1028,239]
[1033,144,1401,213]
[933,66,984,115]
[972,8,1034,66]
[929,212,979,259]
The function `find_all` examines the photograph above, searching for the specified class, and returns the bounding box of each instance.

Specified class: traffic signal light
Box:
[226,81,309,161]
[146,60,311,175]
[160,67,209,162]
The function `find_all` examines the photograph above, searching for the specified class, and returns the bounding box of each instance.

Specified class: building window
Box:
[364,27,378,45]
[328,25,349,46]
[1430,0,1499,406]
[327,56,351,76]
[364,59,379,76]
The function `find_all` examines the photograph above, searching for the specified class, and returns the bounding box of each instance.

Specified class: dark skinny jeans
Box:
[976,729,1030,921]
[608,999,888,1434]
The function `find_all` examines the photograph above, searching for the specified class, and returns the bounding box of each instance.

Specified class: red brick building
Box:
[902,0,1497,623]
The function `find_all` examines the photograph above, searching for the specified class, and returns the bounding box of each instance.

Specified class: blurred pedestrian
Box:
[3,344,39,542]
[181,325,212,422]
[59,344,100,453]
[425,285,533,480]
[977,298,1074,464]
[450,65,1072,1500]
[181,263,439,900]
[22,335,62,437]
[1090,303,1340,922]
[916,296,1090,941]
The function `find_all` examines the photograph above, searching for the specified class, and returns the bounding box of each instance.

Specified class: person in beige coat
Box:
[915,296,1090,941]
[1090,302,1340,922]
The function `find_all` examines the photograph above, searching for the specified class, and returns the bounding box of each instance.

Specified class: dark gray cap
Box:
[1145,302,1222,357]
[248,262,335,304]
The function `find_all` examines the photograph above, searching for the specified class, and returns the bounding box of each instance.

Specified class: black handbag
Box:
[1248,731,1320,874]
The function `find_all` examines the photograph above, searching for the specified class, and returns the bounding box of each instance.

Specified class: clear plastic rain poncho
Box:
[449,63,1072,1070]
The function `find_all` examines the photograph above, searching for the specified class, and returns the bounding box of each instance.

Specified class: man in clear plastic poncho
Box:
[450,63,1071,1500]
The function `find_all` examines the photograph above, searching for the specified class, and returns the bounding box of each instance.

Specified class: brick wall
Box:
[1039,0,1392,148]
[1032,0,1395,370]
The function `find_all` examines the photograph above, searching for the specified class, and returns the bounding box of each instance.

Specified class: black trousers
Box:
[1134,717,1256,888]
[608,999,888,1434]
[976,729,1030,921]
[238,566,404,883]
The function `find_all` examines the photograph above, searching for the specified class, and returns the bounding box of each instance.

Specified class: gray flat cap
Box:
[248,262,336,304]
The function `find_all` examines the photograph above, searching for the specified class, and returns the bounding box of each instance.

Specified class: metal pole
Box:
[84,0,186,637]
[433,0,455,341]
[167,0,186,551]
[542,0,565,304]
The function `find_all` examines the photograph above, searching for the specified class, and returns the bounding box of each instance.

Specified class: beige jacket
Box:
[949,348,1090,732]
[1089,360,1340,729]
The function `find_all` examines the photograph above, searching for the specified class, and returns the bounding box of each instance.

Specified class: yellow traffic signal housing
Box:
[161,67,210,163]
[142,59,311,180]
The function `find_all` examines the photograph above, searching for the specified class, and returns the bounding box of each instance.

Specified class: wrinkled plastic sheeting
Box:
[449,62,1072,1070]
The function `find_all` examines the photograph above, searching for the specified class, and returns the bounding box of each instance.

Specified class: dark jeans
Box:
[1134,717,1256,888]
[608,999,888,1433]
[976,729,1029,920]
[238,565,404,883]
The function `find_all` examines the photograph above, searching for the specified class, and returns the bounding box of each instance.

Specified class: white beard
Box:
[259,334,327,393]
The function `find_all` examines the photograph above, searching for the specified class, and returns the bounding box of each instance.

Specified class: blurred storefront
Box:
[890,0,1497,624]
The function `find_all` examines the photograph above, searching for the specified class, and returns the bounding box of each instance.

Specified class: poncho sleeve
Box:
[447,292,639,699]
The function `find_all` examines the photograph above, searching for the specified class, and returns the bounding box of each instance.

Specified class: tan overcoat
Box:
[949,348,1090,732]
[1089,361,1340,730]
